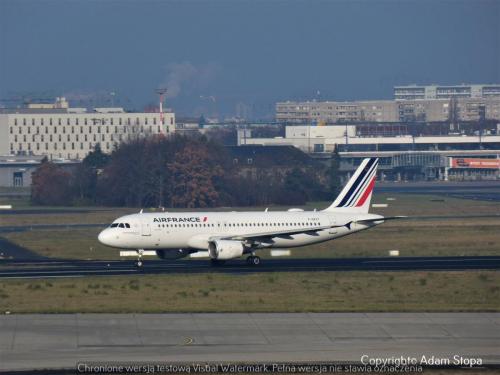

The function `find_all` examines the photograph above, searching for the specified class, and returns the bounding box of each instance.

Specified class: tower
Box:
[156,88,167,131]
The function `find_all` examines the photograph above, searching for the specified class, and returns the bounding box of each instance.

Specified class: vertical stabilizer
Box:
[323,157,378,213]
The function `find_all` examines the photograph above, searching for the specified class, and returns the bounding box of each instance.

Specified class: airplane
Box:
[98,157,405,267]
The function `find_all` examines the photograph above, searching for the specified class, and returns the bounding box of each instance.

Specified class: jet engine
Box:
[156,249,195,260]
[208,240,245,260]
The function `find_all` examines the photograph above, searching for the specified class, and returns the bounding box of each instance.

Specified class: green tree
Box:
[83,143,110,169]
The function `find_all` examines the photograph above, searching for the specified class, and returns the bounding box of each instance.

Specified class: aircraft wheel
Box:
[247,256,261,266]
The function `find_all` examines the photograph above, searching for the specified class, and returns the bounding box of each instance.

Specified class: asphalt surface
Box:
[0,237,46,260]
[0,223,106,234]
[1,313,499,371]
[0,256,499,278]
[375,180,500,201]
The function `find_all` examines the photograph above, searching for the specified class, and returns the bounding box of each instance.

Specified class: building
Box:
[237,125,500,181]
[276,97,500,124]
[394,84,500,100]
[276,100,400,124]
[0,155,78,188]
[339,151,500,182]
[0,98,175,160]
[239,125,500,154]
[276,83,500,124]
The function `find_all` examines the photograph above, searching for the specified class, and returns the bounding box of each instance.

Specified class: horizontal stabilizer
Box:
[355,216,408,225]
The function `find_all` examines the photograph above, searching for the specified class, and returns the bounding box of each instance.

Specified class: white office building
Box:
[0,98,175,160]
[394,84,500,100]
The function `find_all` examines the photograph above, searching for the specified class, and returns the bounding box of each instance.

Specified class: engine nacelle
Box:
[156,249,194,260]
[208,240,244,260]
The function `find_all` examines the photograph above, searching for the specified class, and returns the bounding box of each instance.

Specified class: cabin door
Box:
[217,221,228,232]
[141,218,152,236]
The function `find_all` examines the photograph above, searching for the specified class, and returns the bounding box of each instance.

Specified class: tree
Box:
[280,168,309,205]
[198,115,206,128]
[73,144,111,204]
[328,148,342,196]
[31,159,73,205]
[83,143,110,169]
[167,142,224,208]
[90,134,330,208]
[97,137,156,206]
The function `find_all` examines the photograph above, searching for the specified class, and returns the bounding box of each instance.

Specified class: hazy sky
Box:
[0,0,498,118]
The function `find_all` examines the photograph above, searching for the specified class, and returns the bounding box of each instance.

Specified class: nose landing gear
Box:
[135,249,144,268]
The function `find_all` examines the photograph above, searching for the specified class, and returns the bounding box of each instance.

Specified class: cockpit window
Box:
[110,222,130,228]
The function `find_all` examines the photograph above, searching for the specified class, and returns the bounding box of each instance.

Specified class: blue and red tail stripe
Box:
[336,158,378,208]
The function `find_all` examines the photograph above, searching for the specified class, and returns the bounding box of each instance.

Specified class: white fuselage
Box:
[98,210,383,252]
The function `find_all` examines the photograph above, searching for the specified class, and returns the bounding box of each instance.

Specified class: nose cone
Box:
[98,228,114,247]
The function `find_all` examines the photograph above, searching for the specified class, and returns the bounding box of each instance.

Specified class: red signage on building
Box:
[451,158,500,169]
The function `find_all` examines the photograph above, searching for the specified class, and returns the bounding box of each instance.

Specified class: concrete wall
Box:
[0,165,36,187]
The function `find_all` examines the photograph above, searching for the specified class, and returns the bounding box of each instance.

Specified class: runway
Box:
[0,256,499,279]
[0,313,499,371]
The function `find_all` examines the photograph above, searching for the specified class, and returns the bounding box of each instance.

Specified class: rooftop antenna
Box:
[156,88,167,132]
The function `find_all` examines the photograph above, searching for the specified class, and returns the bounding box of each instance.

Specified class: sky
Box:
[0,0,499,119]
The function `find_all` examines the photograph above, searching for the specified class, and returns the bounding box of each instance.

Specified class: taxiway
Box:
[0,313,499,371]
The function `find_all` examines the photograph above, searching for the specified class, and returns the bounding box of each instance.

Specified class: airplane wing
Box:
[210,216,407,243]
[215,223,348,242]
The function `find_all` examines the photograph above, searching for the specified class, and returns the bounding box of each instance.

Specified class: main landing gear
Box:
[246,255,261,266]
